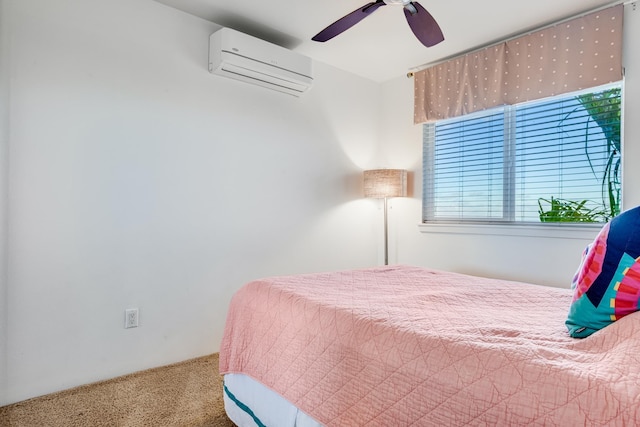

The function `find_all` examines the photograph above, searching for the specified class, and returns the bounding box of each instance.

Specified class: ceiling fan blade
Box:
[403,1,444,47]
[312,0,387,42]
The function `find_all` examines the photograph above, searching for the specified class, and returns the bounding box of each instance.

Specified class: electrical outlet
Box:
[125,308,139,329]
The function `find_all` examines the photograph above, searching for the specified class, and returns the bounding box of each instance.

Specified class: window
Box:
[423,83,622,224]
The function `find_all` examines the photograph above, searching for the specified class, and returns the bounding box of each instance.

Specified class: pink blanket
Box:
[219,265,640,426]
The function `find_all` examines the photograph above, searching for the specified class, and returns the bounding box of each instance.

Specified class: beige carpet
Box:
[0,353,235,427]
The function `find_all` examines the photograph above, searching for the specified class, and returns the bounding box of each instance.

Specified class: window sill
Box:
[418,222,601,240]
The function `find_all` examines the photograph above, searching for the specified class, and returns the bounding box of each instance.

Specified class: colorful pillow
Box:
[566,206,640,338]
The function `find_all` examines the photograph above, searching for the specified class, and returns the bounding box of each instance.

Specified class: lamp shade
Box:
[363,169,407,198]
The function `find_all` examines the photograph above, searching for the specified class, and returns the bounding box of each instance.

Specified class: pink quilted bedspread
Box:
[219,265,640,426]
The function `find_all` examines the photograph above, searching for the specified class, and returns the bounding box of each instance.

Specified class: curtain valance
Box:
[414,4,623,124]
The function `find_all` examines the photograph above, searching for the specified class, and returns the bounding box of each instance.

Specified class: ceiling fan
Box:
[312,0,444,48]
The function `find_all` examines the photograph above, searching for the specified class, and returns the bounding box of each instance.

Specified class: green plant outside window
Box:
[538,88,621,223]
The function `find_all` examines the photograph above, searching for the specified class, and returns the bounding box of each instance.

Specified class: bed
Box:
[219,263,640,426]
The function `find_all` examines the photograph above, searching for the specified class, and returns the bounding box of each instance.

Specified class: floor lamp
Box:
[363,169,407,265]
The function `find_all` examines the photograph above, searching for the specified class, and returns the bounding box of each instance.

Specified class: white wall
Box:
[622,3,640,209]
[379,3,640,288]
[2,0,382,405]
[0,0,9,406]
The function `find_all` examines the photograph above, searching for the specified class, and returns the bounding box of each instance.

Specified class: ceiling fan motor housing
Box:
[385,0,418,17]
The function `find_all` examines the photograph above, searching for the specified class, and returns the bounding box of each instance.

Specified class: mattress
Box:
[220,265,640,426]
[223,373,322,427]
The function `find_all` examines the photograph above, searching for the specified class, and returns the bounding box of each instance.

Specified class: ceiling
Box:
[153,0,621,83]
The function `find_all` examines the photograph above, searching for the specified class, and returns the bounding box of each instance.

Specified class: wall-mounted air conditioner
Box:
[208,27,313,97]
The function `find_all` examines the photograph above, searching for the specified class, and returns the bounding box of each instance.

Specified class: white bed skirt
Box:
[223,373,324,427]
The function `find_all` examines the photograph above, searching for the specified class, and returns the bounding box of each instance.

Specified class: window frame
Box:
[422,82,623,227]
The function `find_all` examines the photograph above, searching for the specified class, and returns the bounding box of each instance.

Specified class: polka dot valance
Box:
[414,4,623,124]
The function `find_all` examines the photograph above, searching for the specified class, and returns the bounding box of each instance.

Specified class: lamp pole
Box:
[383,197,389,265]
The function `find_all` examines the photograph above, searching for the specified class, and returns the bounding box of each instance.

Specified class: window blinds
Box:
[423,84,621,223]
